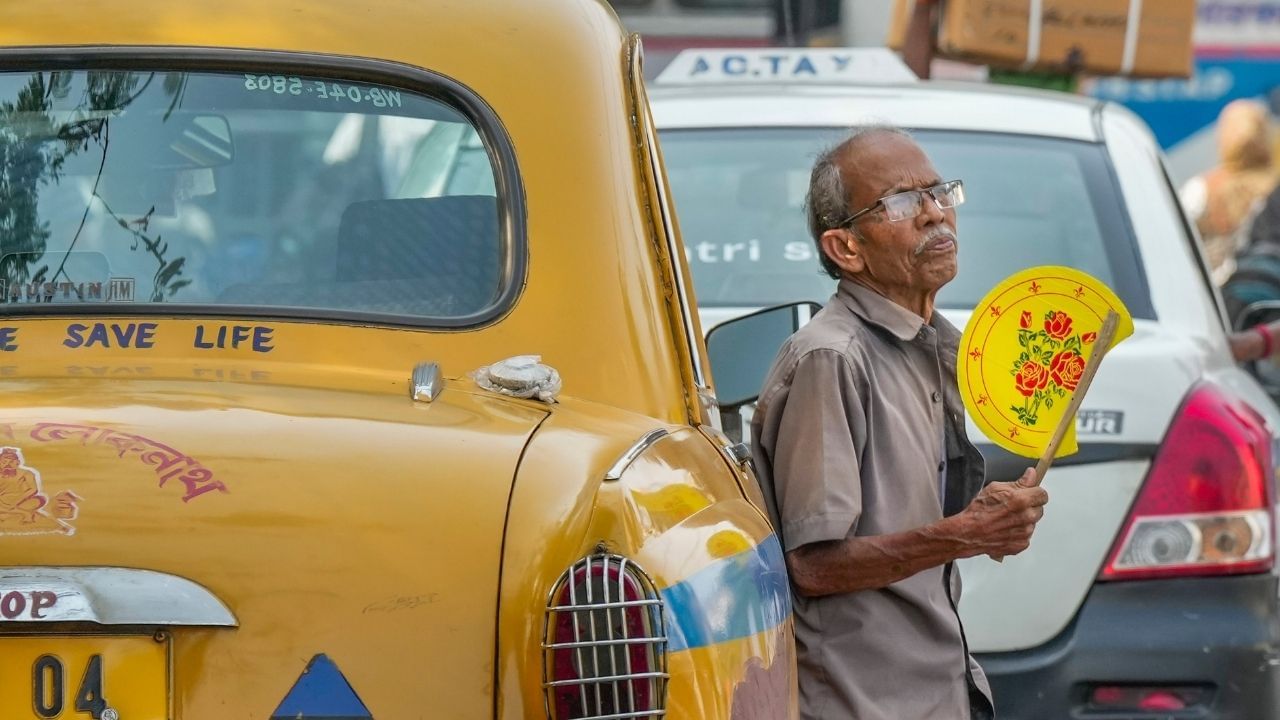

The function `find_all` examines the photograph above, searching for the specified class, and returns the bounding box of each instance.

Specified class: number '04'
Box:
[33,654,109,719]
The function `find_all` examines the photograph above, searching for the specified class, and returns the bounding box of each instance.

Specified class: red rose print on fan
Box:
[1044,311,1073,340]
[1014,361,1049,397]
[1049,350,1086,391]
[1009,309,1093,426]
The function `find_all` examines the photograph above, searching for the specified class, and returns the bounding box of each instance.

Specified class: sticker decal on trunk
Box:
[271,654,373,720]
[0,447,79,536]
[28,423,227,502]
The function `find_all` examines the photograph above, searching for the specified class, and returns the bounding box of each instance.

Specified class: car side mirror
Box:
[1235,300,1280,332]
[706,301,822,440]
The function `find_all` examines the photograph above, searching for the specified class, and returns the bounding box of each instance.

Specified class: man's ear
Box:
[819,228,866,275]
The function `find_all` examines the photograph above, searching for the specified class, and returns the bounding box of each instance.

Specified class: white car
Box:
[655,48,1280,718]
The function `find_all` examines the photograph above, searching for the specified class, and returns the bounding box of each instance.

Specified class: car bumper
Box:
[975,573,1280,719]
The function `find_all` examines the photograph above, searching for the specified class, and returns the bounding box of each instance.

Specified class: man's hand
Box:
[957,468,1048,559]
[788,468,1048,597]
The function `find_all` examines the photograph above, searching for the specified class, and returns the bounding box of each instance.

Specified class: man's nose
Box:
[916,193,946,226]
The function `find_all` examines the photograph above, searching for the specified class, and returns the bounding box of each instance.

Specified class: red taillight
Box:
[542,555,668,720]
[1087,684,1209,712]
[1101,383,1275,581]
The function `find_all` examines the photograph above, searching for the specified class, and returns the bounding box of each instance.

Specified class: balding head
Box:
[806,125,959,315]
[806,125,915,278]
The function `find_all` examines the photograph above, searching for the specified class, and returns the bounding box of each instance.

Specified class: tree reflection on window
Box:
[0,71,191,304]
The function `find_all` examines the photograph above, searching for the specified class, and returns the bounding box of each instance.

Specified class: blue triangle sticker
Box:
[271,654,373,719]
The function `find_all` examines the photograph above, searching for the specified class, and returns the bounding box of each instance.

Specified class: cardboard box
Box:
[887,0,1195,79]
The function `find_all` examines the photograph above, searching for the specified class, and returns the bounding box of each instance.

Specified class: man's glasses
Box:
[837,180,965,226]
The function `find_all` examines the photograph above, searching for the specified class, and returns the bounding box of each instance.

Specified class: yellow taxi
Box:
[0,1,797,717]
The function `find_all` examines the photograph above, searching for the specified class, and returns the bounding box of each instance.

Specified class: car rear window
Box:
[659,127,1153,318]
[0,68,513,323]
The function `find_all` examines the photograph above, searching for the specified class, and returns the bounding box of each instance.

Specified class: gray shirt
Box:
[751,278,993,720]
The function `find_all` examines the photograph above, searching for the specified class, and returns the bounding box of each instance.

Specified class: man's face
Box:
[828,134,958,295]
[0,453,17,473]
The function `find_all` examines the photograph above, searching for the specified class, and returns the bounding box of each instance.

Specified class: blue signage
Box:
[1092,56,1280,150]
[270,654,373,719]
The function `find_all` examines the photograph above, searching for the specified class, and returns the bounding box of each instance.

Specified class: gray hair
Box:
[805,124,913,279]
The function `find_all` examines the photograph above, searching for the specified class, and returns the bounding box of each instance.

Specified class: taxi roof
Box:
[649,80,1104,142]
[0,0,611,56]
[648,49,1103,142]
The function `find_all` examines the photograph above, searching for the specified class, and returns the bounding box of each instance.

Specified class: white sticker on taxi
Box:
[654,48,918,86]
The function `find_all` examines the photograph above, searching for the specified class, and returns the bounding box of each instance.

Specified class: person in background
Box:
[1180,99,1276,285]
[1230,317,1280,363]
[901,0,939,79]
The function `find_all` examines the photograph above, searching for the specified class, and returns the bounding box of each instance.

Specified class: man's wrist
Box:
[929,512,978,559]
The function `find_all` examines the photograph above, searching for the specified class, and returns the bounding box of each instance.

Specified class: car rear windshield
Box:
[659,127,1152,318]
[0,69,509,322]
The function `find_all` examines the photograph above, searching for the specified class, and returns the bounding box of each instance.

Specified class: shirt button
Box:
[931,390,941,403]
[938,461,946,472]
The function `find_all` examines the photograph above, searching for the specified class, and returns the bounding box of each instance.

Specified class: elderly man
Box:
[750,126,1049,720]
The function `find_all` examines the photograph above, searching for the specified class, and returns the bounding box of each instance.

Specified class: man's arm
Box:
[1230,318,1280,362]
[902,0,939,79]
[787,468,1046,597]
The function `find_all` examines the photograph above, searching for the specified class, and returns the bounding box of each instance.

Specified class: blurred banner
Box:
[1089,2,1280,183]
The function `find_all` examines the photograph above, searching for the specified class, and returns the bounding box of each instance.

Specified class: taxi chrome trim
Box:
[604,429,670,482]
[542,554,669,720]
[0,46,529,331]
[411,362,443,402]
[0,567,237,626]
[627,36,708,394]
[724,441,752,469]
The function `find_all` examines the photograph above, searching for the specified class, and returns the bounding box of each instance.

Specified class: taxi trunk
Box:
[0,375,548,718]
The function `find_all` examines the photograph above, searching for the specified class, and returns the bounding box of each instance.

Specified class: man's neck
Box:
[850,276,937,322]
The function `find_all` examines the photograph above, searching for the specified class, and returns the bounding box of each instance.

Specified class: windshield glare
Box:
[659,127,1150,317]
[0,70,503,320]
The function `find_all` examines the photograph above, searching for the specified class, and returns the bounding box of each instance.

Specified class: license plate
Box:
[1,635,168,720]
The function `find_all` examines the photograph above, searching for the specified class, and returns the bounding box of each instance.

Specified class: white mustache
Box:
[914,228,957,256]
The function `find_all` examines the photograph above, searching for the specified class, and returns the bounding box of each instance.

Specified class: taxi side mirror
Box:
[706,301,822,410]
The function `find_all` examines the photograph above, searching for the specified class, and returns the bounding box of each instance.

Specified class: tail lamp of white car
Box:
[1101,383,1275,580]
[542,554,669,720]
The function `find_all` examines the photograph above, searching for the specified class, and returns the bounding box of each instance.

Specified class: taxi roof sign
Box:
[654,48,918,86]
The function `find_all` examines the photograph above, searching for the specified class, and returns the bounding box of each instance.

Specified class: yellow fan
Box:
[957,266,1133,468]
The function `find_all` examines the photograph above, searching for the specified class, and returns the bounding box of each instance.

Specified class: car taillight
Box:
[1087,684,1211,712]
[1101,383,1275,581]
[542,554,668,720]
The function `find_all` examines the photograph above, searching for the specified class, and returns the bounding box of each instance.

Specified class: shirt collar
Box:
[837,278,928,341]
[837,278,964,350]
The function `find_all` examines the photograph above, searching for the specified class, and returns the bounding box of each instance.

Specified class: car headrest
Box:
[336,195,502,315]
